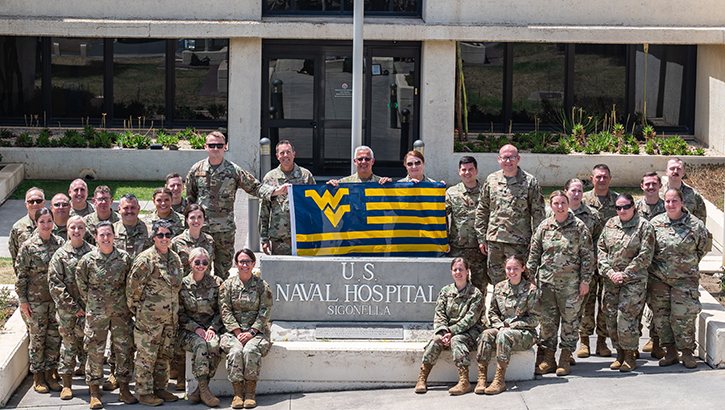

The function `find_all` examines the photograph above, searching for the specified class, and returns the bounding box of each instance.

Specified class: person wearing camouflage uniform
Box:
[9,187,46,273]
[186,131,277,278]
[415,258,484,396]
[649,188,708,369]
[48,216,94,400]
[16,208,64,394]
[171,204,215,276]
[527,191,593,377]
[476,144,545,285]
[476,254,538,395]
[326,146,392,186]
[598,193,655,372]
[144,187,186,237]
[220,249,273,409]
[399,150,439,183]
[127,220,183,406]
[166,172,189,214]
[82,186,120,244]
[68,179,95,218]
[50,193,71,240]
[260,140,316,256]
[662,158,706,221]
[581,164,619,357]
[76,221,136,408]
[446,156,489,297]
[178,247,223,407]
[113,194,151,259]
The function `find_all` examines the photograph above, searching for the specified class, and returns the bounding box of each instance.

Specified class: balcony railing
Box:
[263,0,420,16]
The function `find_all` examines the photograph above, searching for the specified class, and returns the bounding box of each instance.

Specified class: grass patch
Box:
[0,258,14,285]
[10,180,164,202]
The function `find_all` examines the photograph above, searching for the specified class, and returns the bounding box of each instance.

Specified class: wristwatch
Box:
[248,329,257,337]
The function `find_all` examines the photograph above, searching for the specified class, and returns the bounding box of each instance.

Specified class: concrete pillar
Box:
[418,40,456,183]
[696,45,725,154]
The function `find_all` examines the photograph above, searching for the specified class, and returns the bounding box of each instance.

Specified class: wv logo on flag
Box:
[289,182,448,257]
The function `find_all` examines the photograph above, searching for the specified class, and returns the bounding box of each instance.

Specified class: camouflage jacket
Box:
[170,229,215,276]
[635,198,665,221]
[52,223,67,241]
[649,210,708,283]
[399,174,438,183]
[15,232,65,304]
[662,181,706,222]
[143,209,186,237]
[259,164,316,243]
[179,272,224,333]
[597,214,655,283]
[171,197,189,214]
[9,215,35,264]
[475,167,545,245]
[582,189,619,222]
[113,220,152,259]
[127,246,183,325]
[83,211,120,244]
[446,181,481,249]
[69,201,95,218]
[433,282,484,336]
[48,240,94,313]
[488,279,539,331]
[76,247,133,315]
[186,158,273,233]
[527,213,594,287]
[338,173,383,183]
[219,274,272,338]
[546,204,603,243]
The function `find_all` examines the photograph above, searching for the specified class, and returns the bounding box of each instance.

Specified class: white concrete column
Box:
[696,45,725,155]
[227,37,263,177]
[419,40,456,183]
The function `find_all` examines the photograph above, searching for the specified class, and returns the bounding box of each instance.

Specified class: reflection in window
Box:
[176,39,229,121]
[268,58,315,120]
[265,0,418,14]
[574,44,626,122]
[51,37,104,118]
[512,43,565,124]
[461,42,504,125]
[0,36,42,118]
[113,39,165,121]
[370,56,415,162]
[635,44,689,127]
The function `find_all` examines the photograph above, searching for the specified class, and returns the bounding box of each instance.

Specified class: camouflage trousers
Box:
[421,328,481,367]
[133,321,175,395]
[209,230,235,279]
[648,276,701,351]
[220,333,272,382]
[477,327,536,364]
[449,246,490,299]
[84,311,133,385]
[22,301,61,374]
[179,329,222,380]
[56,308,85,375]
[270,237,292,255]
[602,279,647,350]
[487,242,528,285]
[579,274,608,338]
[539,283,585,351]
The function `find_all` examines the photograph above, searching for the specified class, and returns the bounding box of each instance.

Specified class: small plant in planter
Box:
[156,130,179,149]
[83,125,96,140]
[15,132,34,147]
[177,126,198,141]
[642,125,656,141]
[131,133,151,149]
[36,129,52,148]
[88,130,116,148]
[188,133,206,150]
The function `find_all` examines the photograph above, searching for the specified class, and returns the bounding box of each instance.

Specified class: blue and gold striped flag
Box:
[289,182,447,256]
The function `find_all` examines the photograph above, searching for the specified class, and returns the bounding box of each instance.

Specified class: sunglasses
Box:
[27,199,44,205]
[53,202,70,208]
[236,260,254,266]
[355,157,372,163]
[615,203,634,211]
[194,260,209,266]
[155,232,173,239]
[206,143,225,149]
[406,161,422,167]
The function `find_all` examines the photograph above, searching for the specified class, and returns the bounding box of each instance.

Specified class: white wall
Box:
[696,45,725,154]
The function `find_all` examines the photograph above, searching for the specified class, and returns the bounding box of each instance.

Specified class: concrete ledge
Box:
[0,163,24,203]
[0,309,29,406]
[697,285,725,368]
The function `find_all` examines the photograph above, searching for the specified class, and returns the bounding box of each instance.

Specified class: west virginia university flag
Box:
[289,182,447,256]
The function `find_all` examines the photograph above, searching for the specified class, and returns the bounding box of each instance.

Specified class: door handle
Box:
[310,121,318,129]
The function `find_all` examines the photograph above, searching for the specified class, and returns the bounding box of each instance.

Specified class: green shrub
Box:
[36,129,52,148]
[88,130,115,148]
[156,130,179,147]
[130,134,151,149]
[83,125,96,140]
[188,133,206,149]
[15,132,33,147]
[176,127,197,140]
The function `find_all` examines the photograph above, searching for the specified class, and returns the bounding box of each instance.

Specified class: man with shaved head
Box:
[69,179,95,218]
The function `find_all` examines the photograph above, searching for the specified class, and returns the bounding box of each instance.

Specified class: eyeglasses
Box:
[27,199,44,205]
[155,232,173,239]
[406,161,422,167]
[206,143,225,150]
[193,260,209,266]
[236,260,254,266]
[498,156,518,162]
[615,203,634,211]
[53,202,70,208]
[355,157,372,163]
[95,197,112,203]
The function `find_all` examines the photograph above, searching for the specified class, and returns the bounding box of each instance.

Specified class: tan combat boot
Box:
[642,338,654,352]
[60,374,73,400]
[175,355,186,391]
[474,361,488,394]
[139,393,163,406]
[556,349,572,376]
[231,381,245,409]
[188,386,201,404]
[199,378,221,407]
[118,382,138,404]
[659,344,680,367]
[89,384,103,409]
[33,372,49,394]
[650,337,665,359]
[243,380,257,408]
[448,365,471,395]
[535,345,545,367]
[414,363,433,393]
[577,335,590,358]
[102,373,118,391]
[610,349,624,370]
[535,349,556,375]
[620,350,637,372]
[484,362,507,395]
[46,369,63,392]
[596,337,612,357]
[680,348,697,369]
[154,388,179,402]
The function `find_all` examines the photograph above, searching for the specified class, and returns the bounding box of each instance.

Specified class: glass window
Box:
[264,0,418,14]
[113,39,166,122]
[511,43,565,125]
[461,42,504,126]
[268,58,315,120]
[0,36,43,119]
[635,44,690,127]
[51,37,104,119]
[574,44,627,122]
[175,39,229,122]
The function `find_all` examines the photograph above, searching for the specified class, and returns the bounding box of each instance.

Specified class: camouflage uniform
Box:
[338,173,383,183]
[478,279,538,364]
[219,275,273,382]
[143,210,186,238]
[48,240,94,375]
[82,211,120,245]
[260,164,316,255]
[77,247,134,385]
[69,201,95,218]
[15,232,65,373]
[179,273,224,381]
[598,215,655,350]
[126,246,183,395]
[527,213,594,351]
[52,224,68,241]
[661,181,706,222]
[636,198,665,221]
[9,215,35,273]
[170,229,215,275]
[186,158,273,278]
[421,282,484,367]
[398,174,438,183]
[171,197,189,215]
[446,181,489,296]
[649,211,708,351]
[475,167,545,285]
[113,220,151,259]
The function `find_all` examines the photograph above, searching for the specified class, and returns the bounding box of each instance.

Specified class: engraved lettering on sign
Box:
[316,325,403,340]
